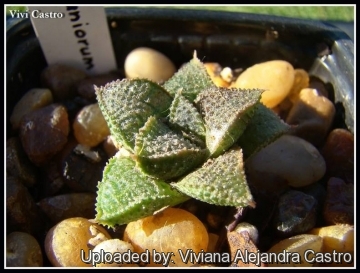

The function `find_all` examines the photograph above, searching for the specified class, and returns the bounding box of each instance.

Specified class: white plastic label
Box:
[28,6,117,75]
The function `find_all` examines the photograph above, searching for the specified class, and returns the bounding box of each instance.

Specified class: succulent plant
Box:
[94,53,289,228]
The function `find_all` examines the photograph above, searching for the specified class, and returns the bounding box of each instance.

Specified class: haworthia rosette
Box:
[93,54,293,226]
[95,154,190,227]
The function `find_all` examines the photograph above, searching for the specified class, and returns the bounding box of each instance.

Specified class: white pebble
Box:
[124,47,176,83]
[246,135,326,188]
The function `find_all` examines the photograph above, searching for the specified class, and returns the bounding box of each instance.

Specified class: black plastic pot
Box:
[6,7,354,135]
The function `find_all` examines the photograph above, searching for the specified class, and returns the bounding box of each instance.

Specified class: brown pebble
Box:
[323,177,354,225]
[19,104,69,166]
[286,88,335,147]
[38,159,66,198]
[6,137,38,187]
[102,135,120,158]
[10,88,53,129]
[227,230,266,267]
[272,190,317,238]
[300,182,327,226]
[77,72,121,100]
[41,64,87,101]
[6,232,43,267]
[6,176,44,235]
[321,128,354,183]
[60,140,108,193]
[38,193,96,224]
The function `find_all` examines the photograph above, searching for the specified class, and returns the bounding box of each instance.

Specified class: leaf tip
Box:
[193,50,198,59]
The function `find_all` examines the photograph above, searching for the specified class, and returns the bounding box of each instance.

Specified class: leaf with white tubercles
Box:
[169,91,206,141]
[95,154,190,227]
[95,79,173,152]
[195,87,263,157]
[163,52,214,102]
[172,147,255,207]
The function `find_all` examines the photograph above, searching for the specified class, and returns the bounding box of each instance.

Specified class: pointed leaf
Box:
[172,147,255,207]
[238,103,290,158]
[134,116,209,180]
[169,91,206,140]
[95,79,173,152]
[163,53,214,102]
[195,87,263,157]
[95,154,190,227]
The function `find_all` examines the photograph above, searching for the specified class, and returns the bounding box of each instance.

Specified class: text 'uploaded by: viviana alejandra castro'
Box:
[79,248,354,267]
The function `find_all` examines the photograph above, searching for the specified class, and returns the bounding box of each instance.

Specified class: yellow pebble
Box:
[267,234,323,267]
[288,69,310,103]
[123,207,209,267]
[308,225,354,267]
[204,62,229,87]
[308,224,354,253]
[234,60,295,108]
[73,103,110,147]
[44,217,111,267]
